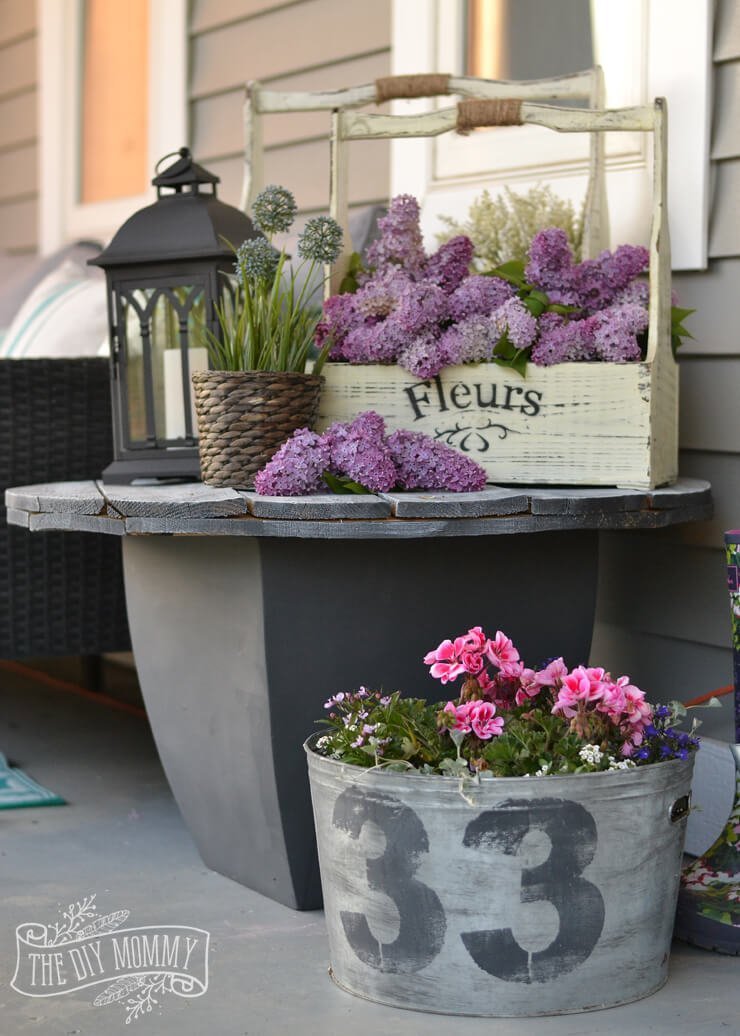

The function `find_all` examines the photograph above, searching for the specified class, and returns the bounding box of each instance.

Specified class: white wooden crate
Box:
[319,98,676,490]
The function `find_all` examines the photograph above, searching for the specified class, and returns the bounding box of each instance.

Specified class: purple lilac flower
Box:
[365,195,426,276]
[424,236,474,293]
[354,268,412,319]
[525,228,575,300]
[341,316,405,364]
[315,293,359,357]
[440,314,495,364]
[448,275,514,321]
[397,332,458,379]
[616,278,650,308]
[570,245,650,314]
[324,412,397,492]
[490,297,538,350]
[387,429,487,492]
[590,303,648,362]
[394,282,449,335]
[530,314,597,366]
[253,428,330,496]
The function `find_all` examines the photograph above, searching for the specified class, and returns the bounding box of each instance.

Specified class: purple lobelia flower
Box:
[387,429,487,492]
[448,275,514,321]
[424,236,474,293]
[253,428,331,496]
[365,195,426,276]
[324,412,397,492]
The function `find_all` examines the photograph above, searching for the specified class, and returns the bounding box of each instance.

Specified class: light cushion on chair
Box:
[0,259,109,359]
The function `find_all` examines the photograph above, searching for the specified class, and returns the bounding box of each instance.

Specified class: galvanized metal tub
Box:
[305,739,694,1017]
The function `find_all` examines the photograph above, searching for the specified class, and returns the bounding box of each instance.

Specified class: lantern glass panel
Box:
[118,281,213,448]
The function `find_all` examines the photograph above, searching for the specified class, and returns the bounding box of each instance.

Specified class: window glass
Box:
[467,0,593,82]
[80,0,149,204]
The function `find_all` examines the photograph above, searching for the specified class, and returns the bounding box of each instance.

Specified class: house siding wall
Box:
[188,0,392,216]
[0,0,38,253]
[591,0,740,705]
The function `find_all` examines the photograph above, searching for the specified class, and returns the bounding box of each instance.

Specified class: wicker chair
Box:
[0,357,130,660]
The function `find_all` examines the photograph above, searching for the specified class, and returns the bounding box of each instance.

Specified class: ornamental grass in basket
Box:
[192,185,343,488]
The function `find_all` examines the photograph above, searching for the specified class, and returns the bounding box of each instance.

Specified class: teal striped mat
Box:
[0,753,64,809]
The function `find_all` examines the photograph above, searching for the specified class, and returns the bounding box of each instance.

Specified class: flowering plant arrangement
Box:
[253,409,486,495]
[314,625,700,776]
[202,185,343,373]
[316,194,692,378]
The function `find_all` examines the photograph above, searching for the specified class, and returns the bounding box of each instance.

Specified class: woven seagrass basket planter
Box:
[192,369,323,489]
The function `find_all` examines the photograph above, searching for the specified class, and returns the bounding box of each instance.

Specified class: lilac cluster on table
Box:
[253,411,487,496]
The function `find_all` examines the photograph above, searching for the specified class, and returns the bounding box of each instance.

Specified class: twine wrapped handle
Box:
[456,98,523,134]
[375,73,451,104]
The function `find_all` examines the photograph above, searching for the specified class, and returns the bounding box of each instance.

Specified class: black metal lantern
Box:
[90,148,260,483]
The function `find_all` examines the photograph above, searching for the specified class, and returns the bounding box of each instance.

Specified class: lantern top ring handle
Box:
[155,148,191,174]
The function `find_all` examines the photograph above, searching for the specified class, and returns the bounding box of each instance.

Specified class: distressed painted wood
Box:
[100,482,247,518]
[321,99,675,489]
[5,478,712,539]
[241,69,605,261]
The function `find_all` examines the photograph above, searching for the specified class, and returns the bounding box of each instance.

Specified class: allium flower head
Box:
[235,237,281,282]
[251,185,297,235]
[298,216,344,264]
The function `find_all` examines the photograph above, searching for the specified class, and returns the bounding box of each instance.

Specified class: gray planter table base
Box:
[6,478,711,910]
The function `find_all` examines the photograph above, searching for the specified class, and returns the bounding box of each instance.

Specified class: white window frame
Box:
[390,0,712,270]
[38,0,188,254]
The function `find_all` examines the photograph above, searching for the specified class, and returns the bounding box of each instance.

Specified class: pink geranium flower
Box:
[552,665,604,718]
[534,657,568,689]
[424,639,465,683]
[443,700,474,733]
[469,701,504,739]
[486,631,520,673]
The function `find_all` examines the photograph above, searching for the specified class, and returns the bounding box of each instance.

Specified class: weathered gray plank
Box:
[527,487,649,515]
[101,482,248,518]
[192,52,390,159]
[708,158,740,258]
[243,492,391,519]
[190,0,390,99]
[380,488,529,518]
[5,481,103,514]
[715,0,740,62]
[648,478,713,510]
[0,35,36,97]
[0,141,36,202]
[5,506,29,528]
[0,197,36,252]
[0,88,36,150]
[672,258,740,356]
[679,357,740,450]
[28,512,125,535]
[0,0,36,47]
[711,62,740,160]
[204,135,389,212]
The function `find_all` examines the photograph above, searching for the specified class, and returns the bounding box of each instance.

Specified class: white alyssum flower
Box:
[608,756,635,771]
[578,744,604,765]
[534,763,551,777]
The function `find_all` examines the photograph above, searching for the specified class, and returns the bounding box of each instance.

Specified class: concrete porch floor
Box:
[0,664,738,1036]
